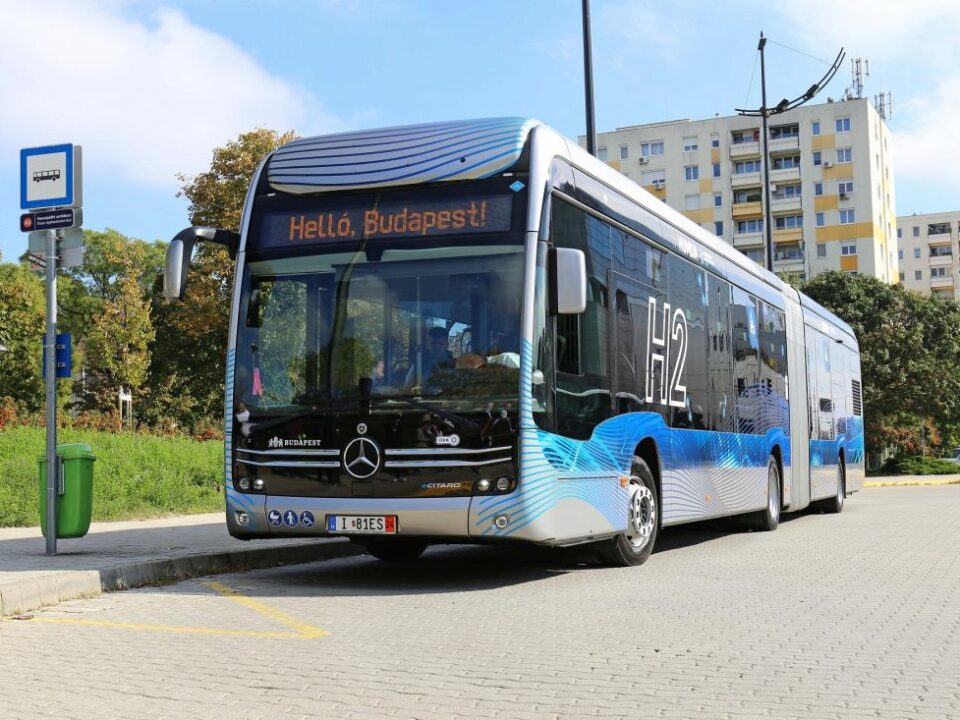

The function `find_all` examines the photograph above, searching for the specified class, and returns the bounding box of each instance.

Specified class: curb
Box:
[0,539,363,618]
[864,478,960,488]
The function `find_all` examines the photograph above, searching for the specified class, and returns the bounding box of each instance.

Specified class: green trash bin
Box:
[38,443,96,539]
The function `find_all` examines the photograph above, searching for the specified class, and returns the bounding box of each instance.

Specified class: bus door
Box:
[606,270,664,421]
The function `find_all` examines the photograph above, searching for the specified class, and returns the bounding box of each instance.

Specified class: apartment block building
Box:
[584,98,897,283]
[897,211,960,300]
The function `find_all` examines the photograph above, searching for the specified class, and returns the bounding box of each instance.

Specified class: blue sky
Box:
[2,0,958,261]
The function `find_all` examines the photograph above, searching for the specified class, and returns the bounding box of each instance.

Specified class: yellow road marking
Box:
[22,580,328,640]
[25,616,312,639]
[203,580,328,638]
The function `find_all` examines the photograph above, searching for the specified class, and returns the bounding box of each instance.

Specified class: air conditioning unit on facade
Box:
[823,161,833,168]
[839,192,848,200]
[769,184,777,192]
[638,157,648,165]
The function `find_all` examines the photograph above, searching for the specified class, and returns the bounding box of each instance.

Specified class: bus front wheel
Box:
[597,457,659,567]
[753,455,781,531]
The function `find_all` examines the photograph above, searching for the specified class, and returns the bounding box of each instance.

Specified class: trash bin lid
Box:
[56,443,96,461]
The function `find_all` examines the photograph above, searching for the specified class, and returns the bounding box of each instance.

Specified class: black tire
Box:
[361,538,428,563]
[597,457,659,567]
[753,455,781,531]
[818,461,845,514]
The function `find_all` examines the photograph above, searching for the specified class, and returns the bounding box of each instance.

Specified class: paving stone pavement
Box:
[1,485,958,720]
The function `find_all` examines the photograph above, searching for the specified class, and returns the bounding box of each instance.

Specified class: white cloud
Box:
[0,1,342,189]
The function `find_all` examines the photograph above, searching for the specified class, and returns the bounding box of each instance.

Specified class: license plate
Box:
[327,515,397,534]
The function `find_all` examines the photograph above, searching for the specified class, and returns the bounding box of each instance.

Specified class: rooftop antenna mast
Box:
[849,57,869,99]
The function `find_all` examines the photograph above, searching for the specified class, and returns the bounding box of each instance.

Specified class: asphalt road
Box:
[2,485,958,720]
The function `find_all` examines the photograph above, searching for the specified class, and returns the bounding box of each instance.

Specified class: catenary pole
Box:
[582,0,596,156]
[758,33,774,273]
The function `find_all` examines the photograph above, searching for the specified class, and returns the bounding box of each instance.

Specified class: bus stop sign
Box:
[20,144,82,210]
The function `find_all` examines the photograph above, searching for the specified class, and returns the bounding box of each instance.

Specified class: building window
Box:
[736,219,764,234]
[839,209,855,224]
[773,184,802,199]
[734,188,762,203]
[814,182,823,196]
[714,221,724,236]
[899,272,905,282]
[915,270,922,281]
[840,242,857,256]
[712,162,721,178]
[732,129,759,144]
[684,194,701,210]
[620,145,628,160]
[914,248,921,259]
[772,154,801,170]
[711,134,720,148]
[775,214,803,229]
[838,180,854,195]
[714,193,722,207]
[641,141,664,157]
[835,117,851,133]
[898,249,904,260]
[816,212,825,227]
[769,124,799,139]
[811,121,821,136]
[683,136,698,152]
[931,267,948,277]
[734,160,761,174]
[897,227,902,239]
[744,248,764,262]
[597,147,608,162]
[817,243,826,257]
[813,151,822,166]
[913,226,920,237]
[685,165,699,181]
[836,147,852,163]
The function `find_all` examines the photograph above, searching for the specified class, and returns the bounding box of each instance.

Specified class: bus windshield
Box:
[235,240,524,415]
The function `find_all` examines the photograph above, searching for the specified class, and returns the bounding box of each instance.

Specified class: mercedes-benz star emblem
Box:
[342,436,381,479]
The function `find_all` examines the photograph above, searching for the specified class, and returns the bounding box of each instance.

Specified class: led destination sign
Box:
[260,195,512,248]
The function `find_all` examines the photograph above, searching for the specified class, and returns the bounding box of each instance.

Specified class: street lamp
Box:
[736,33,845,273]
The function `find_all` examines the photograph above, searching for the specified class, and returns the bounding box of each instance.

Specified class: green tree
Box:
[143,128,295,430]
[0,263,46,412]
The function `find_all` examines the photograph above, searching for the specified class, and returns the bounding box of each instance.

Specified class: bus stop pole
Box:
[45,228,58,556]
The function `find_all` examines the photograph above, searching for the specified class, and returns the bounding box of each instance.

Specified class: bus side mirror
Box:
[163,226,240,301]
[550,247,587,314]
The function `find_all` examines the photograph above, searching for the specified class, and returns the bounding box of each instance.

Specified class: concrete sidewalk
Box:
[864,473,960,487]
[0,514,362,617]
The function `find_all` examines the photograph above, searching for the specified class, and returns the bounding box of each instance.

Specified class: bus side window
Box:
[731,287,760,434]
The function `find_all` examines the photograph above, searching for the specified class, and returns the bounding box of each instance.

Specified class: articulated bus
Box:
[165,118,864,565]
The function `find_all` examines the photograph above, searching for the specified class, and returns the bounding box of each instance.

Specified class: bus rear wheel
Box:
[597,457,658,567]
[817,461,845,514]
[753,456,781,531]
[361,538,428,563]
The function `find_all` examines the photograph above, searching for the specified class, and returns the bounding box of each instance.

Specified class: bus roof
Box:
[266,117,856,344]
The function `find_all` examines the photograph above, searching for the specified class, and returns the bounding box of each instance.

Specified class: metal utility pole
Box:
[736,35,845,275]
[758,34,774,272]
[44,229,58,556]
[581,0,596,156]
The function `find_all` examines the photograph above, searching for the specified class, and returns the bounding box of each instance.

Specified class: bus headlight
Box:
[238,478,250,491]
[476,478,491,492]
[252,478,264,491]
[496,476,512,492]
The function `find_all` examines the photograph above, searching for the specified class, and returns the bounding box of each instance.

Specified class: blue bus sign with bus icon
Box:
[20,144,82,210]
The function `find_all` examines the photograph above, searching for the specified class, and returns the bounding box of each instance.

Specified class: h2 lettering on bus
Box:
[645,298,688,408]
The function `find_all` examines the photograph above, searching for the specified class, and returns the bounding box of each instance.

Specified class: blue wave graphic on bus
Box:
[225,349,259,524]
[475,341,791,538]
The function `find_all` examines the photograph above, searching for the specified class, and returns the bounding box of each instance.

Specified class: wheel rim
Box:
[768,463,780,523]
[626,480,656,550]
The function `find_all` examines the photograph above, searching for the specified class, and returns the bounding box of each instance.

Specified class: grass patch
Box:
[869,454,960,477]
[0,427,223,527]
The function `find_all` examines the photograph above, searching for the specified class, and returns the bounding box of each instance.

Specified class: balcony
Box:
[771,195,802,213]
[768,135,800,153]
[774,255,805,272]
[929,254,954,267]
[773,228,803,244]
[729,141,760,158]
[928,232,952,245]
[733,232,764,249]
[769,166,802,183]
[732,200,762,219]
[931,275,955,289]
[731,171,761,188]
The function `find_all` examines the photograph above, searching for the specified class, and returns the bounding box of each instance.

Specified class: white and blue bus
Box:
[165,118,864,565]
